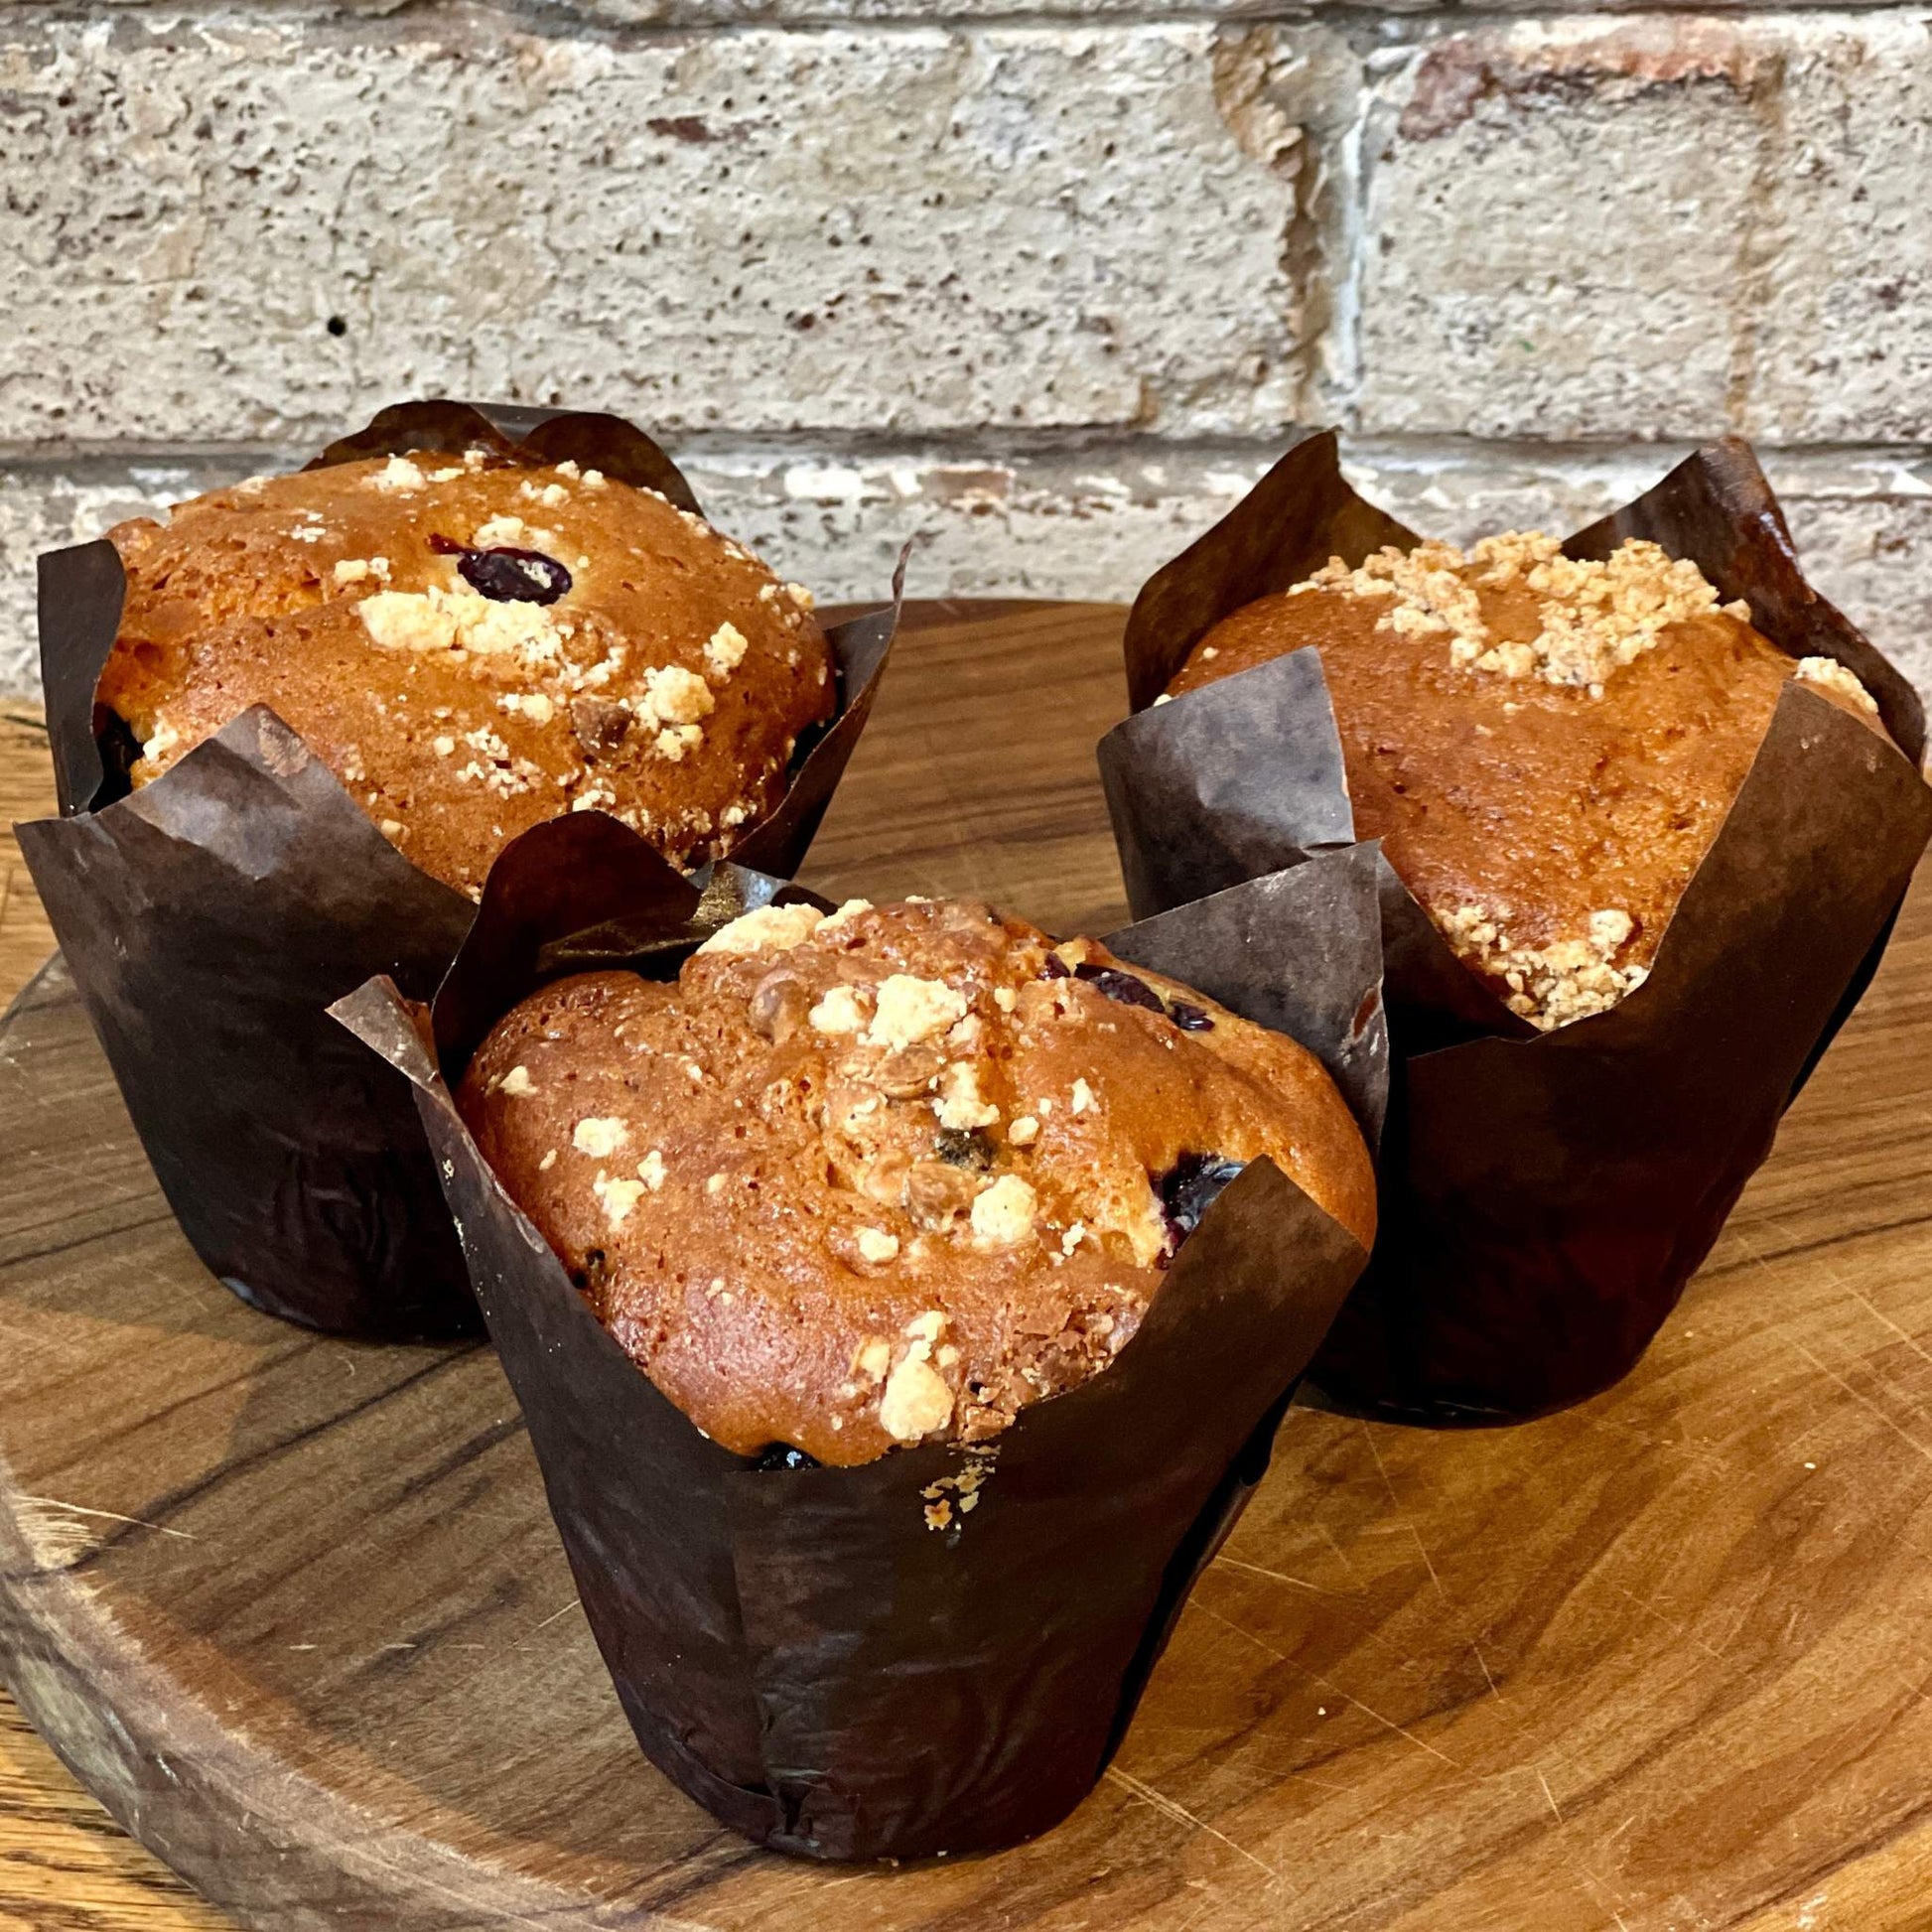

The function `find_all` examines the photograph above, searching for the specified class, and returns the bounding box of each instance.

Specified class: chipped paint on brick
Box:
[1400,18,1767,142]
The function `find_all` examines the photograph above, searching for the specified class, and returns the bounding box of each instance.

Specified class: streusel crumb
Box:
[1298,533,1756,696]
[1438,903,1646,1031]
[1794,655,1879,716]
[460,897,1376,1464]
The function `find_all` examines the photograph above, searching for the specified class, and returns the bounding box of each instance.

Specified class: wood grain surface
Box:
[2,604,1932,1931]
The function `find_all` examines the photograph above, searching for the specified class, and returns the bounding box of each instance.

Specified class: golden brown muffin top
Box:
[459,896,1375,1468]
[1166,533,1887,1030]
[97,451,833,897]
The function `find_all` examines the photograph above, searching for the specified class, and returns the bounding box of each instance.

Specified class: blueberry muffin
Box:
[97,450,831,896]
[1165,534,1891,1030]
[459,896,1375,1467]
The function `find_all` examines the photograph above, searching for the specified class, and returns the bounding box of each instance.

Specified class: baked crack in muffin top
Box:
[460,896,1375,1466]
[98,450,833,897]
[1166,533,1889,1031]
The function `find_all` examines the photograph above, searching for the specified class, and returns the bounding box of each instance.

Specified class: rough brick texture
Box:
[0,16,1305,446]
[1358,13,1932,443]
[1,3,1929,715]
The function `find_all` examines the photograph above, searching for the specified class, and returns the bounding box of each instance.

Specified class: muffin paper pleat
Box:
[330,811,1382,1859]
[18,398,904,1337]
[1099,429,1932,1424]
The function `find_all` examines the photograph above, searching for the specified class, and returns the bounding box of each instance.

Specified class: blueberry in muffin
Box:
[99,449,832,897]
[459,895,1376,1464]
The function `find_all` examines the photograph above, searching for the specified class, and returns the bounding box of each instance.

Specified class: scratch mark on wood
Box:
[1472,1640,1504,1703]
[1211,1555,1355,1598]
[514,1597,582,1648]
[16,1495,197,1541]
[1792,1341,1932,1464]
[1408,1523,1451,1608]
[1360,1422,1401,1511]
[1849,1289,1932,1377]
[1187,1598,1469,1770]
[1315,1522,1367,1587]
[1104,1767,1280,1883]
[1606,1582,1725,1664]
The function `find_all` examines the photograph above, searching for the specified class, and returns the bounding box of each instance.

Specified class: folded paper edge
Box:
[329,927,1372,1856]
[728,540,909,879]
[1120,429,1420,711]
[1106,429,1932,1059]
[305,398,702,516]
[1102,843,1392,1144]
[37,406,904,899]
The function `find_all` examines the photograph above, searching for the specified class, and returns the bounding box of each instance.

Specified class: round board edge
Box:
[0,964,669,1932]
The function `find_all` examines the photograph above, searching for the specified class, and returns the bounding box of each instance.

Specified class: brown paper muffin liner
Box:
[17,400,904,1339]
[1098,430,1932,1424]
[331,811,1383,1859]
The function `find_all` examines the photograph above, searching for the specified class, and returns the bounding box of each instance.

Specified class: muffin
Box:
[458,895,1376,1466]
[97,449,832,896]
[1165,533,1890,1030]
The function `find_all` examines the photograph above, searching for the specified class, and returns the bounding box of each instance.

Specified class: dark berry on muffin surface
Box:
[99,450,833,897]
[460,896,1375,1466]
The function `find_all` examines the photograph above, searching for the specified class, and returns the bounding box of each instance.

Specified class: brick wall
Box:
[2,5,1928,697]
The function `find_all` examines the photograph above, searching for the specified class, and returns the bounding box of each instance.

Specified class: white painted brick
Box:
[1356,13,1932,443]
[0,15,1310,448]
[9,441,1930,713]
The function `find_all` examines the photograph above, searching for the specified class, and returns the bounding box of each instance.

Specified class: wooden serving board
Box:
[5,604,1932,1931]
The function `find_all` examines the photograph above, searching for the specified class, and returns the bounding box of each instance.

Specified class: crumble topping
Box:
[809,986,869,1035]
[356,585,563,661]
[880,1350,954,1443]
[1794,655,1879,715]
[642,664,715,726]
[970,1173,1038,1246]
[1299,533,1755,697]
[141,717,182,766]
[1438,902,1647,1030]
[594,1172,646,1227]
[571,1115,629,1158]
[368,456,427,494]
[472,513,559,552]
[705,622,750,678]
[856,1227,900,1264]
[934,1060,1000,1131]
[653,724,705,762]
[819,897,873,932]
[698,902,826,956]
[868,976,970,1052]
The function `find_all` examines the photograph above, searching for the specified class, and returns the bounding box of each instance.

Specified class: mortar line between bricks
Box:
[9,1,1932,36]
[4,436,1930,476]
